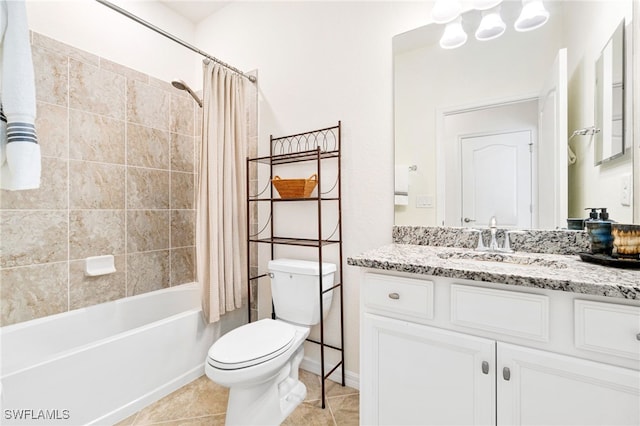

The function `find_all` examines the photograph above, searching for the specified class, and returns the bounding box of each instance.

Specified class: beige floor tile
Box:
[329,394,359,426]
[283,400,336,426]
[324,378,359,398]
[299,369,322,402]
[132,376,228,425]
[149,414,226,426]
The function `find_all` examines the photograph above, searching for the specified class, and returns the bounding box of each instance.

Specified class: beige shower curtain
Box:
[196,61,247,323]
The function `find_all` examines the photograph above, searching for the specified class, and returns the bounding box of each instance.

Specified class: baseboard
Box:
[300,356,359,390]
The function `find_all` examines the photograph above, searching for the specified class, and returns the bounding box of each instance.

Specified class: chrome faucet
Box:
[489,216,499,251]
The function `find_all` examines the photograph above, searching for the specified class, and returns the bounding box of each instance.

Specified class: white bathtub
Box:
[0,283,245,425]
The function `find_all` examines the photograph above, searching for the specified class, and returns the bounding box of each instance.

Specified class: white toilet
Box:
[205,258,336,426]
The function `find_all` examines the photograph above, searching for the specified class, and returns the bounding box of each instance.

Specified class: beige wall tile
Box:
[69,210,125,260]
[171,210,195,248]
[0,210,68,268]
[171,94,195,136]
[69,160,125,209]
[127,167,170,210]
[69,59,125,120]
[0,262,68,326]
[100,59,148,83]
[69,255,126,309]
[127,250,170,296]
[36,102,68,158]
[127,210,170,253]
[149,76,179,94]
[0,157,68,210]
[32,32,99,66]
[171,133,195,172]
[171,172,194,209]
[195,108,203,138]
[127,123,170,169]
[69,109,125,164]
[126,80,171,131]
[170,246,195,286]
[32,45,68,107]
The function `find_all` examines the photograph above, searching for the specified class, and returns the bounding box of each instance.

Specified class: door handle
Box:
[464,217,476,223]
[503,367,511,381]
[482,361,489,375]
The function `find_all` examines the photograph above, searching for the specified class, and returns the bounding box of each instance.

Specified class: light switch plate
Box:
[416,195,434,208]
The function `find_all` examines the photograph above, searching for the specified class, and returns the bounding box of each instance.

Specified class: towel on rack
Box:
[394,164,409,206]
[0,0,41,191]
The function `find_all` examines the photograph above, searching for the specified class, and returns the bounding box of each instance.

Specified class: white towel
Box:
[394,164,409,195]
[0,0,41,191]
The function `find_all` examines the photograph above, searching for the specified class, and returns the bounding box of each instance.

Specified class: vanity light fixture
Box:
[440,16,468,49]
[514,0,550,32]
[431,0,463,24]
[433,0,549,49]
[475,7,506,41]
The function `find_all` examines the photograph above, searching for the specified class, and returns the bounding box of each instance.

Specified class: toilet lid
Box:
[208,319,296,370]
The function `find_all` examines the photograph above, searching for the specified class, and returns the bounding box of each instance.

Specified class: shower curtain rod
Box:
[95,0,257,83]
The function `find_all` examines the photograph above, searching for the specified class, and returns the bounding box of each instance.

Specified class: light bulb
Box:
[473,0,503,11]
[475,8,506,41]
[440,17,468,49]
[515,0,549,32]
[432,0,463,24]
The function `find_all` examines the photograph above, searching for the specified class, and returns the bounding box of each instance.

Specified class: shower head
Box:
[171,79,203,108]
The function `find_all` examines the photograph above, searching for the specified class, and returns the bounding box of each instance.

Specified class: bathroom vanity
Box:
[349,229,640,426]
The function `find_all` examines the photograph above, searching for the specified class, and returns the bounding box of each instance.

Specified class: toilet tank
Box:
[268,259,336,326]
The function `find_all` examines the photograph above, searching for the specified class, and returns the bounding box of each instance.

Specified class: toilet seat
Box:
[208,319,296,370]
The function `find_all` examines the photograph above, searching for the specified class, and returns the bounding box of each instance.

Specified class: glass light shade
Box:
[475,9,506,41]
[440,18,468,49]
[514,0,549,32]
[473,0,503,11]
[431,0,463,24]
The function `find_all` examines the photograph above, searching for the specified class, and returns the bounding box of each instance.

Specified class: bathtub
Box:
[0,283,245,425]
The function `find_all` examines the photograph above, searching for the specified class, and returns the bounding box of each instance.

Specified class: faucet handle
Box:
[464,228,487,251]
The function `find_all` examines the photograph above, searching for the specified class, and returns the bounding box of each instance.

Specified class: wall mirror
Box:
[394,0,635,230]
[595,19,625,165]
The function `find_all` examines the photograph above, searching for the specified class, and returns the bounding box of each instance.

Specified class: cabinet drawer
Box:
[575,300,640,361]
[364,274,434,319]
[450,284,549,341]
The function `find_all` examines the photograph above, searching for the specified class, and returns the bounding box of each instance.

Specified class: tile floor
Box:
[115,370,359,425]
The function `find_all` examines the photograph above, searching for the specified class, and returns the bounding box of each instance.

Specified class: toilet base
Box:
[223,346,306,426]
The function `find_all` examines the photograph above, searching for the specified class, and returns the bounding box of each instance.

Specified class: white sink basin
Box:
[436,251,568,269]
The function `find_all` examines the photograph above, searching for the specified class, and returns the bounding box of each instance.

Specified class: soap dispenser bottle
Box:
[585,208,614,255]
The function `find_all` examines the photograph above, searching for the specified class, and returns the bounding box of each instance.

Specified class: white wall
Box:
[195,1,431,380]
[26,0,200,87]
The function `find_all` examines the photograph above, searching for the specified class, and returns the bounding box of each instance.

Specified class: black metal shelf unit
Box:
[245,122,345,409]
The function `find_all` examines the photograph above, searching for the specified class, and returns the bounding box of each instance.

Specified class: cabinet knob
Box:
[503,367,511,381]
[388,293,400,300]
[636,333,640,341]
[481,361,489,375]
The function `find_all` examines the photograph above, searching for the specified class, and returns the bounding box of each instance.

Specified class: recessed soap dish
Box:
[85,255,116,276]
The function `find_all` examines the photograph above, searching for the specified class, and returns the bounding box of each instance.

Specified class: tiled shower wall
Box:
[0,33,200,326]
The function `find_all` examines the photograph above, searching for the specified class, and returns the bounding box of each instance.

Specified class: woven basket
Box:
[272,174,318,198]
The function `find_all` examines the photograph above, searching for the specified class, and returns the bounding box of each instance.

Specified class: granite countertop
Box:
[347,244,640,300]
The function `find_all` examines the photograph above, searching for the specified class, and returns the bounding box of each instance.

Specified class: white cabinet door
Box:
[497,342,640,426]
[361,314,495,426]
